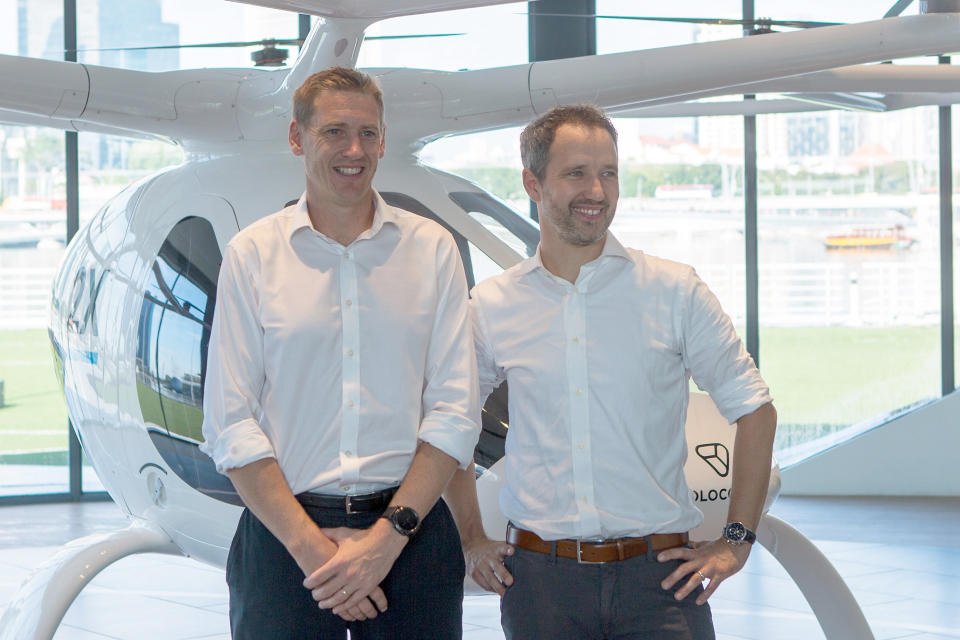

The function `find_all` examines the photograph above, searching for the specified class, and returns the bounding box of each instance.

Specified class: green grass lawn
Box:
[0,329,68,459]
[0,325,950,460]
[758,326,941,449]
[760,325,940,420]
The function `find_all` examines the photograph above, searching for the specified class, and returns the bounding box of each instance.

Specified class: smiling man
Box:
[201,67,479,639]
[445,105,777,639]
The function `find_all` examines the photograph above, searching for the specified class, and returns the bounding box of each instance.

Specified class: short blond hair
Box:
[293,67,384,127]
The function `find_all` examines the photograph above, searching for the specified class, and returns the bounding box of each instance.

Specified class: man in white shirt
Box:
[201,67,479,639]
[445,105,777,639]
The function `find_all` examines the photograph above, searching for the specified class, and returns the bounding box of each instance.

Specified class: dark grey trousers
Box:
[226,498,465,639]
[500,547,716,640]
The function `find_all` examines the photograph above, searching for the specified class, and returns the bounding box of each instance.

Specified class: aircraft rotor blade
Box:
[717,64,960,95]
[885,0,916,18]
[523,13,842,29]
[69,33,461,54]
[366,33,463,40]
[71,39,303,53]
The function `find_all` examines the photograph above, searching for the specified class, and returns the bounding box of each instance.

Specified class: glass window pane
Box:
[755,1,916,24]
[0,0,68,496]
[77,0,297,71]
[608,116,746,338]
[359,3,527,70]
[758,107,941,454]
[596,1,742,54]
[0,328,69,496]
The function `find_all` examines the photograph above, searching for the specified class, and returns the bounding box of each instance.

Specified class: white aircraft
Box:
[3,1,960,638]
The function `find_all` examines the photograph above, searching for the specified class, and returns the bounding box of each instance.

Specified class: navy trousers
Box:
[501,547,716,640]
[226,498,465,639]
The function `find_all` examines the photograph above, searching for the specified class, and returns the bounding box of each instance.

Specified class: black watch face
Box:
[725,522,746,541]
[393,506,419,532]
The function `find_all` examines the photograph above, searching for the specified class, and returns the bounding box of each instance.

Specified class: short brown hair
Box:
[293,66,384,127]
[520,105,618,180]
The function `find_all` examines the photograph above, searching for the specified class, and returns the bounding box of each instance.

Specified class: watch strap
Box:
[381,505,421,537]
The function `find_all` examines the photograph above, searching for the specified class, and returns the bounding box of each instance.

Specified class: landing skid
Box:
[0,520,180,640]
[0,513,873,639]
[757,514,874,640]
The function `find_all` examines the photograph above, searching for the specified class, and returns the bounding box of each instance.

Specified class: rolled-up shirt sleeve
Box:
[680,268,772,424]
[200,242,276,473]
[469,291,506,404]
[417,235,481,469]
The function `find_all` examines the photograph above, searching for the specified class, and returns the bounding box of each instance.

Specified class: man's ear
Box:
[521,168,541,202]
[289,120,304,156]
[378,124,386,159]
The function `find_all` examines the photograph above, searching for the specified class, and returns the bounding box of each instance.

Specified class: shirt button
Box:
[345,299,353,307]
[582,496,588,503]
[347,400,355,408]
[574,286,580,294]
[576,389,583,396]
[346,349,354,357]
[344,451,353,457]
[572,337,579,344]
[578,443,585,450]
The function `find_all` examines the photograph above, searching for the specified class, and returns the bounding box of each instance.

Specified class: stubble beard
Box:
[551,201,613,247]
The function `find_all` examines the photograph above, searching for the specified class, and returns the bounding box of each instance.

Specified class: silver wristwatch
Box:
[722,521,756,546]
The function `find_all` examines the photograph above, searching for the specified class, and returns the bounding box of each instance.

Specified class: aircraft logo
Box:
[695,443,730,477]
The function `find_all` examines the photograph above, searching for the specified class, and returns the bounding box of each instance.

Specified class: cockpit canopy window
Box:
[137,216,238,503]
[448,191,539,258]
[137,216,219,443]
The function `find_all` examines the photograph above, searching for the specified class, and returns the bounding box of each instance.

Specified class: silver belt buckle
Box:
[344,495,355,514]
[576,539,606,565]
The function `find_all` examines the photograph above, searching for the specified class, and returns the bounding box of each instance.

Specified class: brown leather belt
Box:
[506,524,689,564]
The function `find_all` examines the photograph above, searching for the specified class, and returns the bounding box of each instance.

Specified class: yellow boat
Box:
[824,225,915,251]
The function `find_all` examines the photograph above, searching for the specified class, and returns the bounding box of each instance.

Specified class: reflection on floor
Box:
[0,496,958,639]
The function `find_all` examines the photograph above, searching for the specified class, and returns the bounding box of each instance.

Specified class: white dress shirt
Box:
[200,192,480,496]
[471,233,771,540]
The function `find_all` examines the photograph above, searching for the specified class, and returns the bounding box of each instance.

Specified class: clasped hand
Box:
[302,520,407,622]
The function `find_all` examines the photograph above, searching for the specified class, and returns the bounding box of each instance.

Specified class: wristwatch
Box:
[722,521,756,546]
[381,505,421,537]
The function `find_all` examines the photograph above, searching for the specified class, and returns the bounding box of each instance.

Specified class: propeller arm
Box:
[0,55,89,119]
[529,13,960,111]
[0,53,294,151]
[384,12,960,149]
[727,63,960,95]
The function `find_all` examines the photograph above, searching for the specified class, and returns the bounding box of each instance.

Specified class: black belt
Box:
[296,486,397,514]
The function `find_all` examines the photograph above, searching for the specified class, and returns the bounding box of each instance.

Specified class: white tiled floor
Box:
[1,497,958,639]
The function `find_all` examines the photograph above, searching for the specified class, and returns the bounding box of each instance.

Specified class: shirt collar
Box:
[289,190,398,243]
[517,231,633,279]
